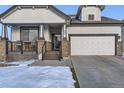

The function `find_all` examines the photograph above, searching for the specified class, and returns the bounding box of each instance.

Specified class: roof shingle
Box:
[70,16,123,24]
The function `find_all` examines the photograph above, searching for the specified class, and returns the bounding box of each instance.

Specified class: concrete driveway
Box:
[71,56,124,88]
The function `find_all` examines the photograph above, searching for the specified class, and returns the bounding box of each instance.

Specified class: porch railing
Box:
[7,40,37,54]
[58,42,62,61]
[42,41,46,60]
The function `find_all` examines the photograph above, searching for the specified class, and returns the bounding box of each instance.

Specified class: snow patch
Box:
[0,60,75,88]
[122,52,124,58]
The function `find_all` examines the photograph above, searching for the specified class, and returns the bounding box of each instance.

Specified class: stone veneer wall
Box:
[0,40,7,61]
[7,53,37,62]
[37,40,45,54]
[61,38,70,59]
[37,40,45,60]
[46,41,52,51]
[117,41,123,56]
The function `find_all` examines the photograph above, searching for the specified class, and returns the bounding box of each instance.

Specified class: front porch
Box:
[0,5,71,62]
[0,23,70,61]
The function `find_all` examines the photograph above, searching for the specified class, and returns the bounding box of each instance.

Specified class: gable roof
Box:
[0,5,71,20]
[0,5,123,25]
[76,5,105,19]
[101,16,122,23]
[70,16,123,24]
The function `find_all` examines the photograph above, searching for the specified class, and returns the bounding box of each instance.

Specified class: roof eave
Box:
[0,5,17,18]
[70,22,124,24]
[0,5,71,21]
[50,5,71,20]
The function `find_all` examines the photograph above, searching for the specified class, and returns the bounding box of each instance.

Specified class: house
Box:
[122,24,124,56]
[0,5,123,61]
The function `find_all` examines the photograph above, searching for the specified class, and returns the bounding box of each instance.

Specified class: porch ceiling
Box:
[48,23,63,28]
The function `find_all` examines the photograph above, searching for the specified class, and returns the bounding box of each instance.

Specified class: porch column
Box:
[1,24,4,39]
[0,24,7,61]
[39,24,44,40]
[37,24,45,60]
[61,24,69,60]
[1,24,8,40]
[63,24,67,39]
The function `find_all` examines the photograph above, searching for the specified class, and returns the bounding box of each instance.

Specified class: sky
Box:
[0,5,124,39]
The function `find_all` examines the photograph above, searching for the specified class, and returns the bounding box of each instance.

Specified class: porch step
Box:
[44,51,60,60]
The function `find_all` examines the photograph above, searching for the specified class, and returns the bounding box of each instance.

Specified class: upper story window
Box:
[88,14,94,20]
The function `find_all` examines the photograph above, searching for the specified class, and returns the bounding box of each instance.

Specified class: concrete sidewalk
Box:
[31,59,73,67]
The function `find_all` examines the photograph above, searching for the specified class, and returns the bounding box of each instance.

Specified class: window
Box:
[20,26,39,41]
[88,14,94,20]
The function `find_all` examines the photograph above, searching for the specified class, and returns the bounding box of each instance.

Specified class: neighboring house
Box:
[122,27,124,55]
[0,5,123,61]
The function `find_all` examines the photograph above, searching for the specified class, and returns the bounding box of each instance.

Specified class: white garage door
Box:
[71,36,115,55]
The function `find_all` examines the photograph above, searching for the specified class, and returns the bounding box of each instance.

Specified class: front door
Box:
[52,34,61,51]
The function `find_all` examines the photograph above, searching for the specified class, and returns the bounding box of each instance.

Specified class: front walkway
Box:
[31,59,73,67]
[71,56,124,88]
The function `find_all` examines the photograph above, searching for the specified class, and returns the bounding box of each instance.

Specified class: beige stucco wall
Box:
[81,7,101,21]
[2,8,65,23]
[67,25,122,41]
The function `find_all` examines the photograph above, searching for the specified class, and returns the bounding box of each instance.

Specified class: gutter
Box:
[70,22,124,25]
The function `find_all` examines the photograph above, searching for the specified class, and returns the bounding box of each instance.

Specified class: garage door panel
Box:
[72,49,115,55]
[71,36,115,55]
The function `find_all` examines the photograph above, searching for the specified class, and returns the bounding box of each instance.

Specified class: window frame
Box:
[88,14,94,21]
[20,26,39,41]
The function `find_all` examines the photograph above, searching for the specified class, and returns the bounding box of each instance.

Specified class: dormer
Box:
[76,5,105,21]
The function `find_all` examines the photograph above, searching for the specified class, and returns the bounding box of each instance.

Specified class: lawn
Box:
[0,60,75,88]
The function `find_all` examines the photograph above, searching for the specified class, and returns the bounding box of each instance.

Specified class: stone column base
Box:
[0,40,7,62]
[37,40,45,60]
[61,38,70,59]
[117,41,123,56]
[46,41,52,51]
